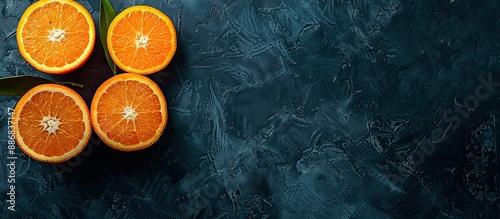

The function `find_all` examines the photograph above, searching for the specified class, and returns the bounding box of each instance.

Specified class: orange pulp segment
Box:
[13,84,92,163]
[16,0,95,74]
[107,5,177,75]
[91,73,168,151]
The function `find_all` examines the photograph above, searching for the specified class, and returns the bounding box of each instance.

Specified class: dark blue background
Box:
[1,0,499,218]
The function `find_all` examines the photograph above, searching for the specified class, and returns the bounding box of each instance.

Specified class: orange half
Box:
[13,84,92,163]
[107,5,177,75]
[16,0,96,74]
[91,73,168,151]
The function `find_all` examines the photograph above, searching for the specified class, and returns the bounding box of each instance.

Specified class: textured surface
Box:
[1,0,500,218]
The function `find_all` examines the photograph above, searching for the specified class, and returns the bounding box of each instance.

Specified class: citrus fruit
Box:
[91,73,168,151]
[16,0,96,74]
[107,5,177,75]
[12,84,92,163]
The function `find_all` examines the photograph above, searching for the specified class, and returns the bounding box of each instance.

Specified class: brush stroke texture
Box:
[1,0,499,218]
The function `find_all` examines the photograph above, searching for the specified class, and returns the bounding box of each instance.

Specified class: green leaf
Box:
[0,76,52,96]
[99,0,118,75]
[0,76,84,96]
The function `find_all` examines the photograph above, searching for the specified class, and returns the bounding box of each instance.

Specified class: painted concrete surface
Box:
[1,0,499,218]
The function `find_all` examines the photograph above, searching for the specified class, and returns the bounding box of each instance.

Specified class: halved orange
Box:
[107,5,177,75]
[12,84,92,163]
[16,0,95,74]
[91,73,168,151]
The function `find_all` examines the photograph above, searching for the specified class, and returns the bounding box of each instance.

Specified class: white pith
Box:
[47,28,66,43]
[40,116,61,134]
[135,33,149,48]
[121,106,138,120]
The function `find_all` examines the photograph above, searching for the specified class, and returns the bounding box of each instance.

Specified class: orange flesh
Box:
[95,80,163,146]
[19,1,93,71]
[109,7,176,73]
[17,90,86,157]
